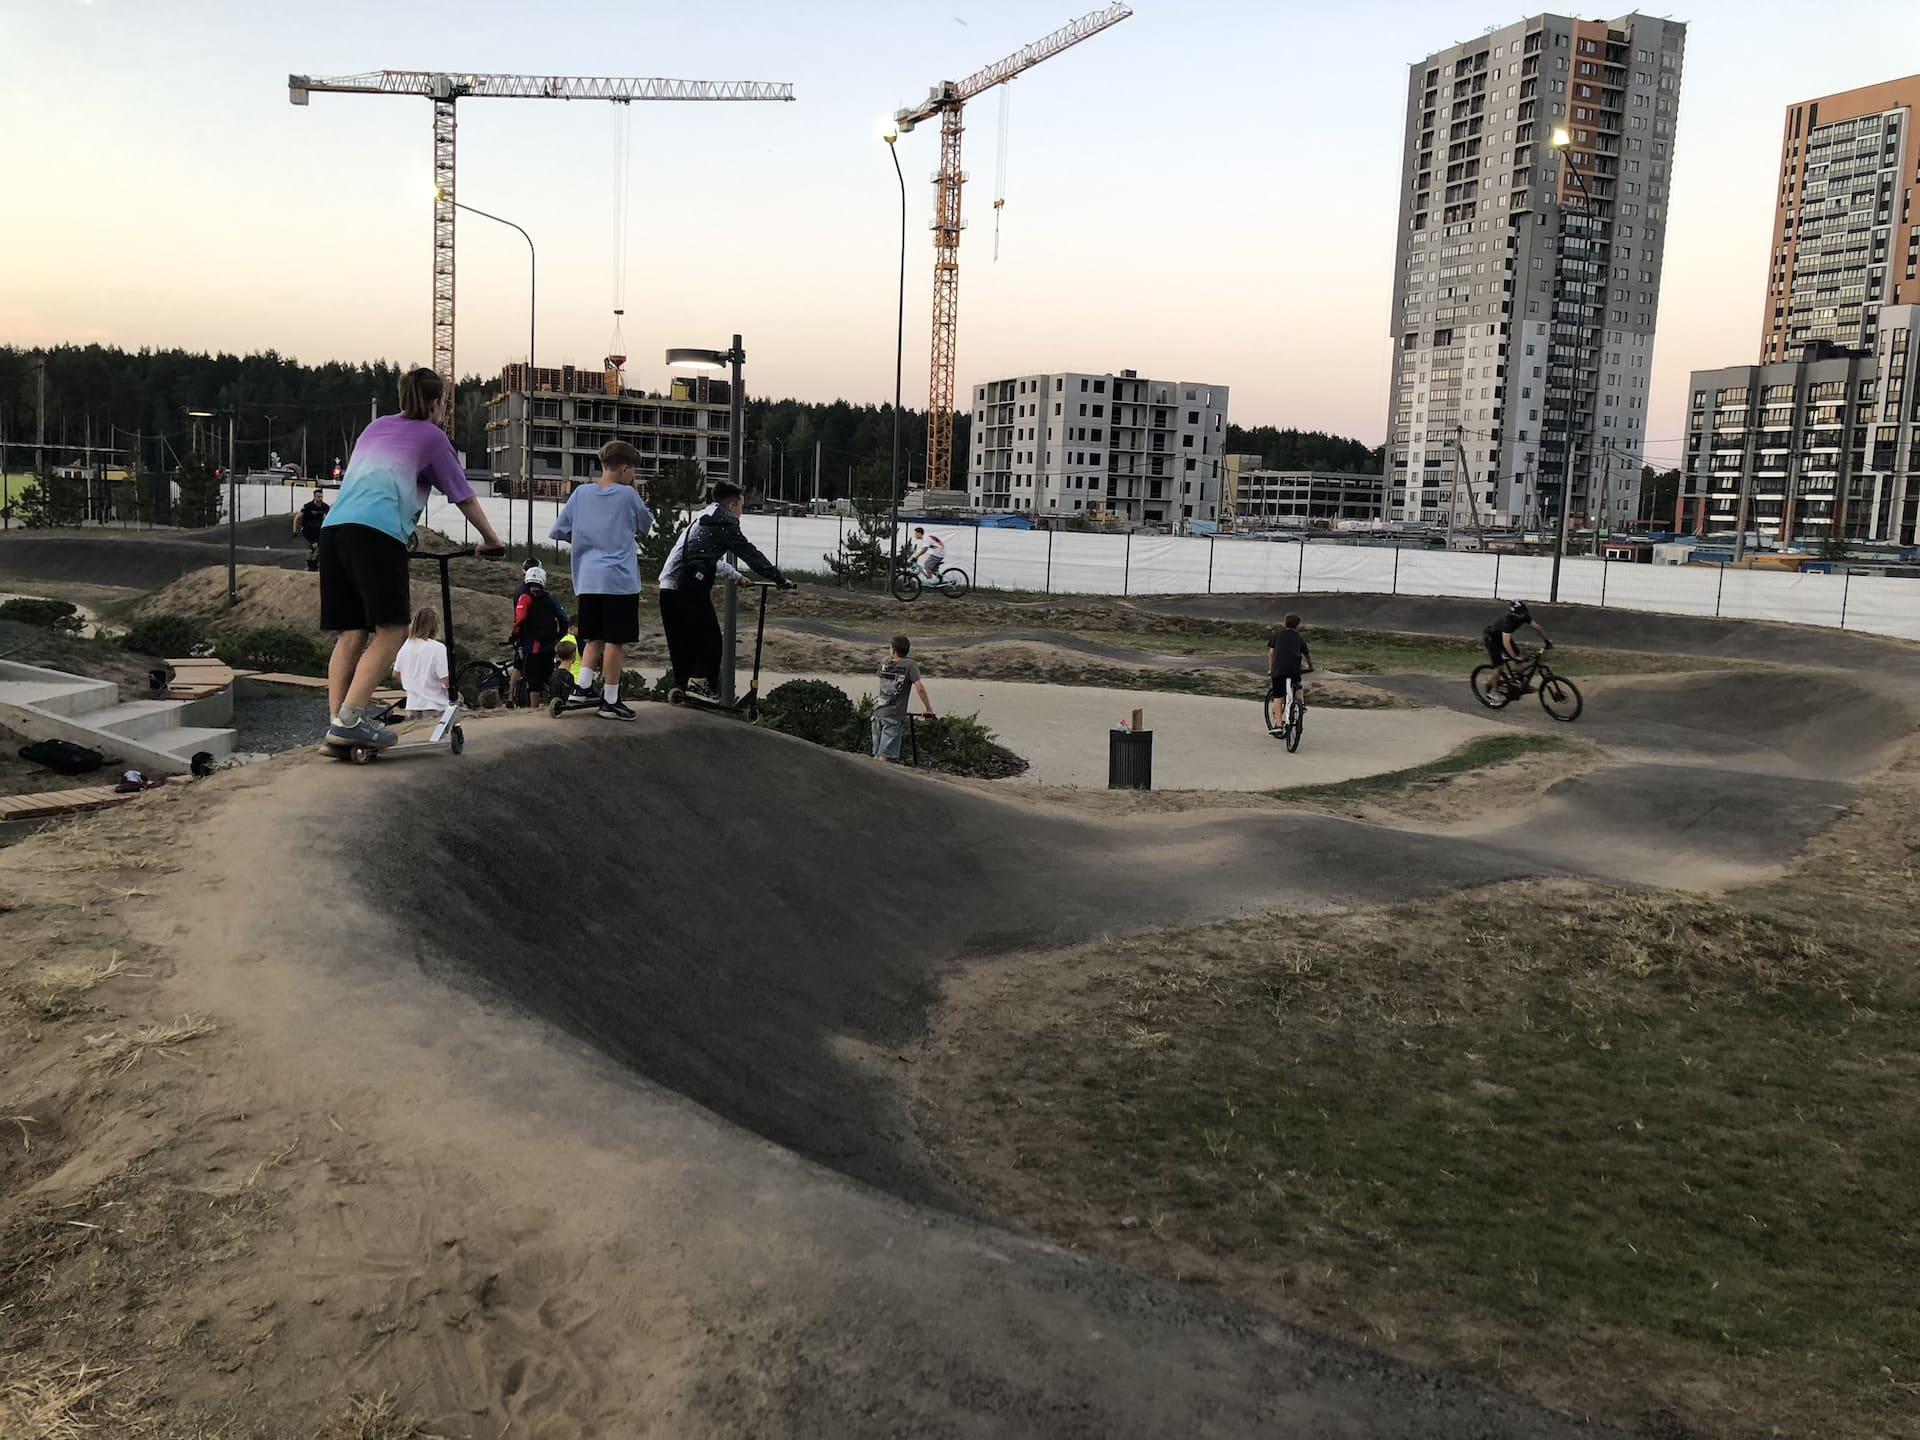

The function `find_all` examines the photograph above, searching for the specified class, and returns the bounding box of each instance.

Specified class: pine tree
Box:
[823,462,894,587]
[642,456,707,579]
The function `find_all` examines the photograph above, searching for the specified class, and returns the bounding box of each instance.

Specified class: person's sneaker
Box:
[324,714,398,749]
[597,698,637,722]
[686,679,716,700]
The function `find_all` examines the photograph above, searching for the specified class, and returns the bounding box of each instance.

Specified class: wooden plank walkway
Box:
[243,671,405,704]
[164,657,236,702]
[0,784,143,822]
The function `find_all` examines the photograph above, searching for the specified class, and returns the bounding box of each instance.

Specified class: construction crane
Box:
[290,70,795,426]
[893,4,1131,492]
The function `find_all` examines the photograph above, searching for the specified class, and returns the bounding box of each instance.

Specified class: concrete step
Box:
[90,698,192,742]
[142,725,236,763]
[0,675,119,718]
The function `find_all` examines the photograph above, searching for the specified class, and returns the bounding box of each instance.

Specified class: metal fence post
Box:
[1296,543,1305,593]
[1714,563,1725,618]
[1493,552,1502,598]
[1599,557,1609,608]
[1123,531,1131,596]
[773,512,781,569]
[1839,569,1851,630]
[1391,545,1400,596]
[1045,526,1054,594]
[1206,536,1215,594]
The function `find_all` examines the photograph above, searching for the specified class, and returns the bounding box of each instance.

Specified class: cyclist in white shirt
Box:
[911,526,946,580]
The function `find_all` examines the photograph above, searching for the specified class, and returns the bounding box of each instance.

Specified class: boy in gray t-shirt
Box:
[873,635,935,762]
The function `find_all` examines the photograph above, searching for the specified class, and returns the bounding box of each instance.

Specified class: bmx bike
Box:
[891,558,971,602]
[454,644,531,712]
[1263,678,1308,753]
[1470,647,1583,722]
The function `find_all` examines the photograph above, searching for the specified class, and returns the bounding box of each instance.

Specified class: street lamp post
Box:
[1546,125,1592,604]
[666,337,747,703]
[884,125,907,577]
[451,198,537,561]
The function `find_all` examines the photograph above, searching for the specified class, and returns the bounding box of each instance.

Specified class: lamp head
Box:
[665,347,729,372]
[1549,125,1573,151]
[879,115,900,145]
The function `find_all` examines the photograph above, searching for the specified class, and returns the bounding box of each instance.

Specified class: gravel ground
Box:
[232,691,329,756]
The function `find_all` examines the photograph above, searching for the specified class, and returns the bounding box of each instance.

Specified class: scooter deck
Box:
[549,692,605,718]
[667,687,758,719]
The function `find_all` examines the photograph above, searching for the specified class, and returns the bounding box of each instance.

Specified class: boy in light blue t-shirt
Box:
[548,440,653,721]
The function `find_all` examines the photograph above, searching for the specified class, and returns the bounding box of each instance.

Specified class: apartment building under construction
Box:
[484,362,732,498]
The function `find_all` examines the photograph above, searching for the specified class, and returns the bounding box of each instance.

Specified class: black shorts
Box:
[576,592,641,646]
[522,649,557,691]
[1483,628,1508,666]
[318,524,410,632]
[1268,672,1303,700]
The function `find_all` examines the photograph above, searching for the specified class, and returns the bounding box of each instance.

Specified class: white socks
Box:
[603,682,620,704]
[577,667,597,692]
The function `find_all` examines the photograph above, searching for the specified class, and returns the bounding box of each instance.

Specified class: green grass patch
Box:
[918,759,1920,1438]
[1271,733,1569,802]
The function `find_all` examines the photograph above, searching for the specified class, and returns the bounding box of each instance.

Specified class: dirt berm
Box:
[5,711,1631,1438]
[132,562,513,647]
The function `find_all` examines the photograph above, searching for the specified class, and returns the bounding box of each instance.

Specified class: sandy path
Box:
[760,670,1495,789]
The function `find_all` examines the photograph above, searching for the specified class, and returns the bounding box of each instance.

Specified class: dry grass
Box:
[0,1358,149,1437]
[87,1016,216,1077]
[313,1393,449,1440]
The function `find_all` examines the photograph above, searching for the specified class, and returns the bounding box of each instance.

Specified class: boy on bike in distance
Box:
[1484,599,1551,678]
[1267,613,1314,729]
[911,526,946,580]
[294,487,329,570]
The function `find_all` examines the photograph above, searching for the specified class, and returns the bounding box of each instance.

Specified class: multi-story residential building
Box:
[968,369,1228,526]
[1680,305,1920,545]
[1385,13,1686,531]
[1222,454,1384,526]
[1761,76,1920,363]
[485,362,732,498]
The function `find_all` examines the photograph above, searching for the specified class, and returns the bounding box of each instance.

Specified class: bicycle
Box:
[454,643,530,712]
[891,557,971,602]
[1263,677,1308,753]
[1471,646,1583,722]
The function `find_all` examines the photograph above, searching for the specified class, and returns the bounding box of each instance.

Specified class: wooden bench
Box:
[0,785,142,822]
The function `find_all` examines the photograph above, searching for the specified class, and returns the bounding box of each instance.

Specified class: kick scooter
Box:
[326,547,476,765]
[668,580,783,722]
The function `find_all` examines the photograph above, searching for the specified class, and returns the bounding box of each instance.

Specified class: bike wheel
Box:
[455,660,505,711]
[1285,706,1304,753]
[940,566,971,599]
[1470,665,1513,709]
[1262,694,1280,736]
[1539,672,1584,722]
[891,569,922,602]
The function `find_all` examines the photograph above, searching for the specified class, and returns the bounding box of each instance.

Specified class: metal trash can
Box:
[1108,728,1153,790]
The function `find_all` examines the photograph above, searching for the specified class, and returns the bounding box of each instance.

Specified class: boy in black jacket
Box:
[656,482,790,696]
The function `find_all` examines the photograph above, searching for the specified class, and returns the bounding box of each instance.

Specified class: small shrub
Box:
[215,626,328,675]
[914,711,1029,779]
[122,613,203,658]
[759,679,860,749]
[0,596,84,634]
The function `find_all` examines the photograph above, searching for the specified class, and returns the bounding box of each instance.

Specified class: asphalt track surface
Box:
[9,540,1918,1433]
[0,520,307,591]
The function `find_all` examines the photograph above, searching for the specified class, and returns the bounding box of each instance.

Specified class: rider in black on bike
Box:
[295,487,330,570]
[1484,599,1551,677]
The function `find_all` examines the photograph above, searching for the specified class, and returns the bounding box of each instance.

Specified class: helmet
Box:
[525,565,548,587]
[1508,598,1531,614]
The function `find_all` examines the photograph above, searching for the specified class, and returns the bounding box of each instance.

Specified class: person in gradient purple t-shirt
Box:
[317,367,504,751]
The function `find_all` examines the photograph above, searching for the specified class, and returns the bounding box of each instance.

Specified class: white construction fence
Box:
[220,485,1920,643]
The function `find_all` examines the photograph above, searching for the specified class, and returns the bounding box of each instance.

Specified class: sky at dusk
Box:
[5,1,1920,463]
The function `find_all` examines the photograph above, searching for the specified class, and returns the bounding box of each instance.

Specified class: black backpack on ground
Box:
[19,738,106,776]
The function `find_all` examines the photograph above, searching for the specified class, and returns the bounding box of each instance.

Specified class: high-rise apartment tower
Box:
[1761,75,1920,363]
[1385,13,1687,531]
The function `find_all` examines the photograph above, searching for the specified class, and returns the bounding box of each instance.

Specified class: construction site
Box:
[2,8,1918,1440]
